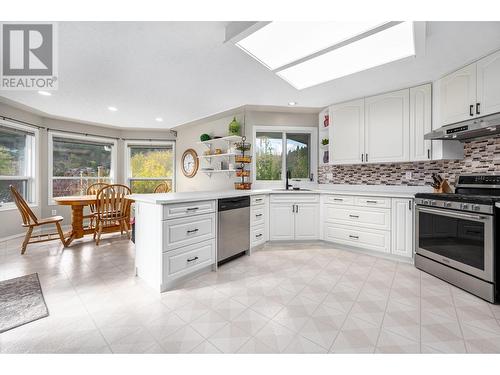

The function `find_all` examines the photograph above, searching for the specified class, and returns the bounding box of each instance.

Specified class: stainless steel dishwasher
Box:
[217,196,250,264]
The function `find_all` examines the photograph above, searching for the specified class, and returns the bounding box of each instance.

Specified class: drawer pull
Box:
[187,256,199,263]
[186,207,199,211]
[255,213,263,217]
[255,198,263,202]
[366,200,378,204]
[186,228,199,234]
[349,214,359,218]
[255,233,263,238]
[333,198,344,202]
[349,235,359,239]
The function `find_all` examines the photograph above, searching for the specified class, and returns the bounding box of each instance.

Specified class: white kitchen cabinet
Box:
[477,49,500,117]
[436,63,477,126]
[330,99,365,165]
[269,202,295,241]
[410,84,432,161]
[364,89,410,163]
[391,198,414,258]
[270,194,320,241]
[294,203,320,240]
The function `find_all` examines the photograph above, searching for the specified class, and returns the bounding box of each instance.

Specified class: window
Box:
[0,122,37,208]
[125,141,175,193]
[254,127,316,184]
[48,132,116,200]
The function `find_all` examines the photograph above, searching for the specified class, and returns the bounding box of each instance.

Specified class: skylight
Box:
[276,22,415,90]
[236,21,388,70]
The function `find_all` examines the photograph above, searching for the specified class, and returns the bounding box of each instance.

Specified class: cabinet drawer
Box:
[251,206,266,227]
[324,223,391,254]
[163,213,215,251]
[163,239,215,280]
[354,196,391,208]
[251,225,266,247]
[324,195,355,205]
[270,193,319,203]
[251,195,266,206]
[324,205,391,230]
[162,200,215,220]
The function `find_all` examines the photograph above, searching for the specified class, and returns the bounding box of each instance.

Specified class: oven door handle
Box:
[416,206,489,221]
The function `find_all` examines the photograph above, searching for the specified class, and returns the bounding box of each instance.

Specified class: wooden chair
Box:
[94,184,132,245]
[153,181,171,193]
[85,182,109,229]
[10,185,67,254]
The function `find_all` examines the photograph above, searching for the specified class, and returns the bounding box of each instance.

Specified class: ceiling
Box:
[1,21,500,129]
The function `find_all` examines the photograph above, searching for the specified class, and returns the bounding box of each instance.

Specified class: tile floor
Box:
[1,235,500,354]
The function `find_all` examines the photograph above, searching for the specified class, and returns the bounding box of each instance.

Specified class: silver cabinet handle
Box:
[186,228,199,234]
[255,233,263,238]
[349,235,359,239]
[255,213,263,217]
[349,214,359,218]
[333,198,343,201]
[296,205,299,213]
[427,149,431,159]
[365,153,368,162]
[361,154,364,162]
[186,207,199,211]
[366,200,378,204]
[255,198,263,202]
[187,256,199,262]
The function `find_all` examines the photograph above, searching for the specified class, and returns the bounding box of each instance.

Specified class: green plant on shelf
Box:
[321,138,329,146]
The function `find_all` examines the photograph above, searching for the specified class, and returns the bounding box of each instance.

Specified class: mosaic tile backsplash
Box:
[318,135,500,187]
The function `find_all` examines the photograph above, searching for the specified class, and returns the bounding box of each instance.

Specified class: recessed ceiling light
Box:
[108,106,118,112]
[236,21,387,70]
[38,90,51,96]
[288,101,298,106]
[277,22,415,90]
[155,117,163,122]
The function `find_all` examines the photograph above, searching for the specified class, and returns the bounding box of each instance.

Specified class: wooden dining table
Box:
[54,195,134,246]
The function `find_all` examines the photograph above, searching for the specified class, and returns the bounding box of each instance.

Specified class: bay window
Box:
[48,132,116,201]
[0,121,37,208]
[125,141,175,193]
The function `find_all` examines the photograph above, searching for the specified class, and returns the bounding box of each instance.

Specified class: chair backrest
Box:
[9,185,38,226]
[96,184,132,225]
[86,182,109,212]
[153,181,171,193]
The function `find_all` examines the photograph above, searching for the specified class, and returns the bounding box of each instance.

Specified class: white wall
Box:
[175,110,318,192]
[0,102,175,240]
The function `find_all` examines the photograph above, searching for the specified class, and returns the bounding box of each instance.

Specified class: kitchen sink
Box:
[273,188,312,191]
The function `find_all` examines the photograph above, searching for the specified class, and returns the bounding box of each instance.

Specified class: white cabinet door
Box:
[438,63,477,126]
[391,199,413,258]
[330,99,365,165]
[477,49,500,117]
[410,84,432,161]
[365,89,410,163]
[294,203,319,240]
[269,203,295,241]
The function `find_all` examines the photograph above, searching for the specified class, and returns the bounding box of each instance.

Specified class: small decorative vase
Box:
[228,117,240,136]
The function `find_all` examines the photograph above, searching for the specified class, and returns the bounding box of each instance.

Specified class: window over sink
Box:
[253,126,316,186]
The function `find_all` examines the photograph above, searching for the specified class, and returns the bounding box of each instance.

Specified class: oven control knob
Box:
[444,202,452,208]
[423,200,429,205]
[430,200,436,206]
[472,205,481,211]
[461,203,469,210]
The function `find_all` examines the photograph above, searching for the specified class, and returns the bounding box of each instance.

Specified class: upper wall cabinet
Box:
[330,99,365,165]
[435,49,500,127]
[409,84,432,161]
[436,64,477,126]
[477,49,500,116]
[364,89,410,163]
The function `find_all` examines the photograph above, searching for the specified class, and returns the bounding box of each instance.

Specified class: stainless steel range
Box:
[415,174,499,303]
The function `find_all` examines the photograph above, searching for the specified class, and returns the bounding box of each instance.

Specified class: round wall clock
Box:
[181,149,199,178]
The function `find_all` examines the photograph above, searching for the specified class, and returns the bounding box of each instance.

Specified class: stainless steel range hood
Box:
[425,112,500,141]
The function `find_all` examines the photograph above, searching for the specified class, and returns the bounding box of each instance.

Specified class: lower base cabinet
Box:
[324,223,391,253]
[391,198,414,258]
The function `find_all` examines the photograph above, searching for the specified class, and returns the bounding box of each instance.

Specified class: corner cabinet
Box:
[269,194,320,241]
[364,89,410,163]
[330,99,365,165]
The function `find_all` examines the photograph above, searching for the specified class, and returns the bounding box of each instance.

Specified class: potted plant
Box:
[228,117,240,136]
[321,138,329,146]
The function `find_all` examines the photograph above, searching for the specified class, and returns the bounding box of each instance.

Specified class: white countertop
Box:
[130,185,429,204]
